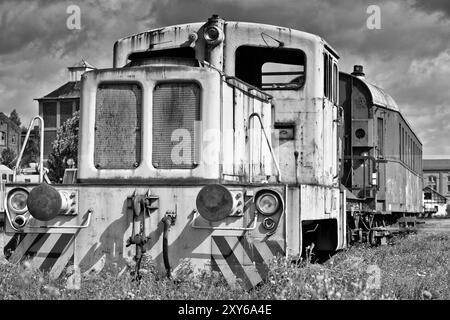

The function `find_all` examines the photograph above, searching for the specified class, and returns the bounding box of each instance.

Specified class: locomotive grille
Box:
[152,82,200,169]
[94,83,142,169]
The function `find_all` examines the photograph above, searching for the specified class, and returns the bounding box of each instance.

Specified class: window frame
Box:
[235,45,307,92]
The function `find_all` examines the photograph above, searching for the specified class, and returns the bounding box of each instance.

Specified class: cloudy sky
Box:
[0,0,449,158]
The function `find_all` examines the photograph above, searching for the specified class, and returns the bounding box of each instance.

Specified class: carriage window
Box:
[235,46,306,90]
[377,118,384,156]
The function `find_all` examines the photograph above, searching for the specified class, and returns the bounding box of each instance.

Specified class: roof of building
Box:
[36,81,81,100]
[423,159,450,171]
[0,164,13,173]
[68,59,95,70]
[423,186,448,201]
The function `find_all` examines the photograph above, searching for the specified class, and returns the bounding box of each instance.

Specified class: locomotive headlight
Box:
[196,184,234,221]
[203,26,223,45]
[8,189,29,214]
[255,191,280,216]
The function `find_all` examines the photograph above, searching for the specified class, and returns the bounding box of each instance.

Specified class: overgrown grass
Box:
[1,231,449,300]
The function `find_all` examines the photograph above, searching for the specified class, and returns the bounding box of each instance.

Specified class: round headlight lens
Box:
[8,189,29,214]
[204,26,220,42]
[256,192,280,216]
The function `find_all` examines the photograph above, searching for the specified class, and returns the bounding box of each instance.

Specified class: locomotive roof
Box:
[116,20,337,52]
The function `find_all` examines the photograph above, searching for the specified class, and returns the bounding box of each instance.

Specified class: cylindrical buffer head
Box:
[27,183,62,221]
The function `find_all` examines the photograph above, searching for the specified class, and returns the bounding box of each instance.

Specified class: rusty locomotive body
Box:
[0,16,421,289]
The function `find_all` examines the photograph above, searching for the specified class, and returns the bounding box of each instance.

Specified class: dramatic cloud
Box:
[0,0,449,157]
[411,0,450,18]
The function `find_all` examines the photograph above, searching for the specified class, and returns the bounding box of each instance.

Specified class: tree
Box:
[1,148,17,169]
[47,111,79,183]
[9,109,21,127]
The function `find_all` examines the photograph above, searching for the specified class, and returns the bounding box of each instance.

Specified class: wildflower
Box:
[422,290,432,300]
[43,285,61,298]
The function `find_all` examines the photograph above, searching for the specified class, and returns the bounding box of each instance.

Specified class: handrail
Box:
[248,112,281,183]
[13,116,45,183]
[27,209,93,229]
[190,211,257,231]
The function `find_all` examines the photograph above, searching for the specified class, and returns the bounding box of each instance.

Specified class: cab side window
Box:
[323,52,338,104]
[235,46,306,90]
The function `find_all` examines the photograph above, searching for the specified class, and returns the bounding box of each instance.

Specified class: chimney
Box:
[68,59,96,82]
[351,65,365,79]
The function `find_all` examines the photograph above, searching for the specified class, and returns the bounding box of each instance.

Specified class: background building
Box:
[35,59,95,159]
[423,159,450,216]
[423,159,450,198]
[0,112,21,158]
[423,186,447,217]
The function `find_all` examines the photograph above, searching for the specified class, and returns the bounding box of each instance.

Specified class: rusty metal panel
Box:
[94,83,142,169]
[152,82,200,169]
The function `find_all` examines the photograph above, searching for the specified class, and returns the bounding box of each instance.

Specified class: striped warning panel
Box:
[3,233,74,279]
[211,236,285,290]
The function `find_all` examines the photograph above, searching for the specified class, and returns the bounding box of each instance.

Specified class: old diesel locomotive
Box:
[340,66,423,244]
[1,15,345,289]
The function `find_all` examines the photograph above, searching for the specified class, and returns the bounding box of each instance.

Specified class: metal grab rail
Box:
[27,209,93,229]
[248,112,281,183]
[13,116,45,183]
[190,211,258,231]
